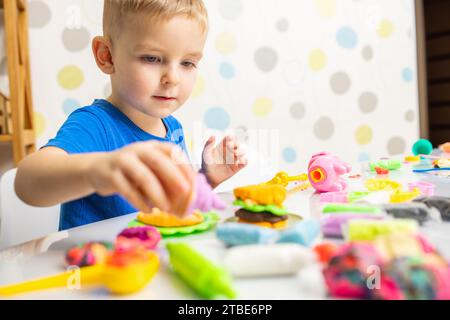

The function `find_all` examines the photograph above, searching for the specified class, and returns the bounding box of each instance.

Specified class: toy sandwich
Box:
[233,182,289,229]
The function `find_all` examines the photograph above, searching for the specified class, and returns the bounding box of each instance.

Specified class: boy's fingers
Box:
[139,149,192,213]
[120,157,170,211]
[204,136,216,150]
[154,143,196,183]
[235,148,246,158]
[112,171,153,213]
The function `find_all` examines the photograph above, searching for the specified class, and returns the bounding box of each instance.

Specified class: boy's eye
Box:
[181,61,197,68]
[142,56,162,64]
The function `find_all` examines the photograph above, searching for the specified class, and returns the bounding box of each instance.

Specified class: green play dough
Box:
[232,199,287,216]
[369,159,402,171]
[412,139,433,156]
[128,212,220,237]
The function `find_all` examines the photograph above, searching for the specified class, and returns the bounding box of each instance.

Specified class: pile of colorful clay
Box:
[66,225,161,268]
[116,225,161,251]
[65,241,113,267]
[322,233,450,300]
[233,183,289,229]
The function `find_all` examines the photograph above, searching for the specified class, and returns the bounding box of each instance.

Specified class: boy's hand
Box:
[201,135,248,188]
[86,141,195,216]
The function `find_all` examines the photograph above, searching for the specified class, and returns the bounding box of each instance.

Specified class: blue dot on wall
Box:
[336,26,358,49]
[219,62,235,79]
[358,152,371,163]
[204,107,231,131]
[402,68,413,82]
[62,98,81,115]
[283,147,297,163]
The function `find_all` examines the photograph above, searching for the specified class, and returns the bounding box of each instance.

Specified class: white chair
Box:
[0,168,60,250]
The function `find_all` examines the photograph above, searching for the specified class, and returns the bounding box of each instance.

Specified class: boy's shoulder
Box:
[69,99,112,118]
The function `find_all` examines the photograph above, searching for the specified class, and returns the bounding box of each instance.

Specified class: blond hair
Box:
[103,0,208,41]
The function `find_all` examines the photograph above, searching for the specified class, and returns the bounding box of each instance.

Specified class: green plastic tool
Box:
[166,242,236,299]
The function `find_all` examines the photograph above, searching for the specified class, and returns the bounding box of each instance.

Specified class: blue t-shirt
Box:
[43,99,187,231]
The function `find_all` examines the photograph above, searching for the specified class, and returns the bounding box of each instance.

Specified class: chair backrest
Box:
[0,168,60,250]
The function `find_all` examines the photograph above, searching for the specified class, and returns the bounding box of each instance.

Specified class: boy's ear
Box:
[92,36,115,75]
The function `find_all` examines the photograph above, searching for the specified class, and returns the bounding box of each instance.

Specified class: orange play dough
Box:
[137,208,204,227]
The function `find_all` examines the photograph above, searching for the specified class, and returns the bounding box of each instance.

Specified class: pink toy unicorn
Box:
[308,152,351,193]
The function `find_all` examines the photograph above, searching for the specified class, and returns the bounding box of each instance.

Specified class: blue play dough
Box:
[276,220,320,247]
[216,220,321,247]
[216,223,278,246]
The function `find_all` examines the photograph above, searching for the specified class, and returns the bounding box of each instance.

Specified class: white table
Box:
[1,162,450,300]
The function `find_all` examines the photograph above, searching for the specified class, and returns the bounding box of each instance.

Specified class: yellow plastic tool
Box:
[265,171,308,187]
[0,250,159,297]
[365,178,402,192]
[390,188,421,203]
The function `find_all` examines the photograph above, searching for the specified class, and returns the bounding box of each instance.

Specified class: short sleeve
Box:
[42,109,109,154]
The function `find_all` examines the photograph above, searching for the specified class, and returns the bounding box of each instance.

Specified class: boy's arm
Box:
[15,142,196,216]
[15,147,103,207]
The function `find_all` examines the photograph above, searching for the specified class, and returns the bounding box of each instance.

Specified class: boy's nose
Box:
[161,66,180,86]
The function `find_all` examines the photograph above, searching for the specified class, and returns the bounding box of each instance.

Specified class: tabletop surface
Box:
[1,161,450,300]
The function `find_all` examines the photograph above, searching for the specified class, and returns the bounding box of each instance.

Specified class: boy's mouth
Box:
[152,96,176,102]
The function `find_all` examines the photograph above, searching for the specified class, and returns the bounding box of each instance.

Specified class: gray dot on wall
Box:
[359,92,378,114]
[28,1,52,29]
[254,47,278,72]
[276,19,289,32]
[314,117,335,140]
[362,45,374,61]
[218,0,243,21]
[290,102,306,119]
[387,136,406,155]
[0,57,7,76]
[405,110,415,122]
[62,27,91,52]
[330,72,351,95]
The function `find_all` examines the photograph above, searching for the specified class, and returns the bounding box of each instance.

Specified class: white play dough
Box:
[224,243,315,277]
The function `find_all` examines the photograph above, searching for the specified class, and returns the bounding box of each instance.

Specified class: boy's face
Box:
[110,14,206,118]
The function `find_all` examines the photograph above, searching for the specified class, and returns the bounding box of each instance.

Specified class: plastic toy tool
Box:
[308,152,351,193]
[166,242,236,299]
[265,171,308,187]
[0,247,159,296]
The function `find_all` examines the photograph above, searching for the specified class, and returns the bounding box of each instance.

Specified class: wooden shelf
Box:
[0,0,36,165]
[0,134,12,142]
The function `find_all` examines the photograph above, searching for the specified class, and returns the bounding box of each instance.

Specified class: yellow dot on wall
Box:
[309,49,327,71]
[57,65,84,90]
[34,112,46,138]
[252,97,273,117]
[314,0,336,17]
[355,125,373,145]
[378,19,394,38]
[215,32,237,55]
[192,74,205,98]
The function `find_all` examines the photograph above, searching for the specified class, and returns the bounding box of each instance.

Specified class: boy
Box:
[15,0,247,230]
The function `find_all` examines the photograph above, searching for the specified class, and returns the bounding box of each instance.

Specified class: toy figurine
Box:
[308,152,351,193]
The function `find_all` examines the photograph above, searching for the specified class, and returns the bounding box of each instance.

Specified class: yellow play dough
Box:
[137,208,204,227]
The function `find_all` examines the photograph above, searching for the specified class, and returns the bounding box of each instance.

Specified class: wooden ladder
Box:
[0,0,36,166]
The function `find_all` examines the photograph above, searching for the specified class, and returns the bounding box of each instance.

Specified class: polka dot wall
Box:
[0,0,419,173]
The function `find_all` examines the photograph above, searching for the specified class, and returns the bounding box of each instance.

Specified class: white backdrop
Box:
[0,0,420,183]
